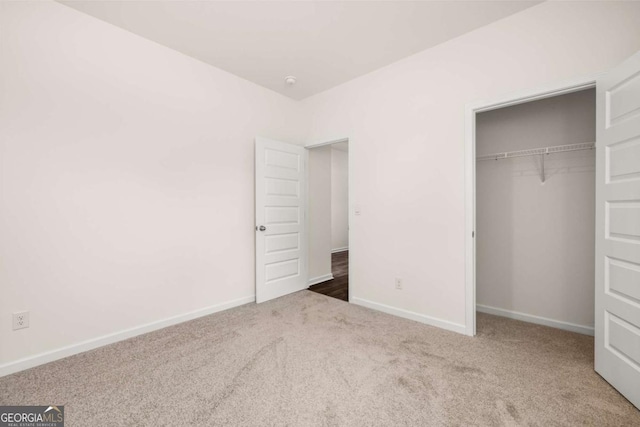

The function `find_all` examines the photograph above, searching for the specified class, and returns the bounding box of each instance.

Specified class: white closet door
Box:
[595,49,640,409]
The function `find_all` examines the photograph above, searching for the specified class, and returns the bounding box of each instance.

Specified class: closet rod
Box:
[476,141,595,183]
[476,142,595,162]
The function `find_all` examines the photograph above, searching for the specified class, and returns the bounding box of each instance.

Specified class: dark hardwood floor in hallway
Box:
[308,251,348,301]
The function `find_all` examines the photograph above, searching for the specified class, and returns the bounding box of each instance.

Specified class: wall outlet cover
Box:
[13,311,29,330]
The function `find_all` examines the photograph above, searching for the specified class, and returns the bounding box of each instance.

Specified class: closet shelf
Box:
[476,142,595,183]
[476,142,595,162]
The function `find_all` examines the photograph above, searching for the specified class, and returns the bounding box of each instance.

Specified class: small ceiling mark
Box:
[285,76,297,86]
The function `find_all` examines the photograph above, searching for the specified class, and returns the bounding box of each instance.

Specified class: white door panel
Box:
[255,137,307,303]
[595,49,640,409]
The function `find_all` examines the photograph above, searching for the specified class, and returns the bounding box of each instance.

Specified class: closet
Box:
[475,88,596,335]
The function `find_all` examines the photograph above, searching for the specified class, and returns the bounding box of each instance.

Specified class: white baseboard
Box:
[0,295,255,378]
[331,247,349,254]
[476,304,594,336]
[352,297,467,335]
[308,273,334,286]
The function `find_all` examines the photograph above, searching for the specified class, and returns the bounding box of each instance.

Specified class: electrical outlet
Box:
[395,278,403,290]
[13,311,29,330]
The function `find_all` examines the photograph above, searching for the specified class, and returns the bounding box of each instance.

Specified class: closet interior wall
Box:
[476,89,596,331]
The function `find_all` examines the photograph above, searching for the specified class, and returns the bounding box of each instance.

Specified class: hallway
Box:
[308,251,348,301]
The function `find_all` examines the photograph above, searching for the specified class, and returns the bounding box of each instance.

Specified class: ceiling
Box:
[59,1,541,100]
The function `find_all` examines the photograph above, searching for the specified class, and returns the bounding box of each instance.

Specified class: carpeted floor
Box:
[1,291,638,426]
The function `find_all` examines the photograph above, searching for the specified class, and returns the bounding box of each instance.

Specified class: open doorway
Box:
[307,140,349,301]
[474,88,596,336]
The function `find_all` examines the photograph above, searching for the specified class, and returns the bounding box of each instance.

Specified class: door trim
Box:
[464,74,602,336]
[305,137,351,303]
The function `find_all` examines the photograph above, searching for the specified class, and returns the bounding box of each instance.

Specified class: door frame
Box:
[464,74,601,336]
[305,137,352,303]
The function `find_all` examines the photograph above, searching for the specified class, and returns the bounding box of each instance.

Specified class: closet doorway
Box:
[464,51,640,409]
[474,88,596,335]
[306,139,350,302]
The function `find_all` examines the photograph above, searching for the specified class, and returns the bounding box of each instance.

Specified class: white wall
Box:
[331,147,349,251]
[476,89,595,329]
[302,1,640,332]
[0,1,306,370]
[308,146,332,282]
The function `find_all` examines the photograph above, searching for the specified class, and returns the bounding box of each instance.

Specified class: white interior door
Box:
[255,137,308,303]
[595,50,640,409]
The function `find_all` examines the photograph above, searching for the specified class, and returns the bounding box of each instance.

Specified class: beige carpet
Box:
[1,291,638,426]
